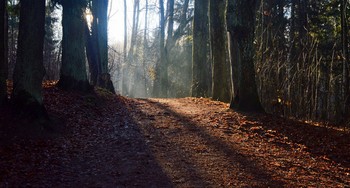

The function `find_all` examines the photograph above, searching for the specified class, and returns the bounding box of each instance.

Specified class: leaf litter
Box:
[0,82,349,187]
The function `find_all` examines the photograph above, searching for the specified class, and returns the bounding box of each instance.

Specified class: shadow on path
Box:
[0,93,173,187]
[130,98,285,187]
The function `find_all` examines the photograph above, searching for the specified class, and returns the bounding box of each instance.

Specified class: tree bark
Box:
[12,0,47,118]
[92,0,115,93]
[210,0,231,102]
[341,0,349,117]
[127,0,140,97]
[122,0,128,95]
[159,0,167,97]
[227,0,239,106]
[58,0,91,92]
[228,0,264,112]
[128,0,140,60]
[191,0,209,97]
[153,0,167,97]
[164,0,174,71]
[0,0,7,105]
[85,18,98,85]
[142,0,149,97]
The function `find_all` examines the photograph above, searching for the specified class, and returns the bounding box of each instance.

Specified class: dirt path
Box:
[0,88,349,187]
[128,98,350,187]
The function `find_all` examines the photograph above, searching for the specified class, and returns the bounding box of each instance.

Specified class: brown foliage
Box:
[0,82,349,186]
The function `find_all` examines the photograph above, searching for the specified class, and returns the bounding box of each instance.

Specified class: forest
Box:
[0,0,349,187]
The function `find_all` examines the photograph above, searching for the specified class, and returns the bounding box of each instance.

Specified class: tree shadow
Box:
[130,98,286,187]
[0,95,173,187]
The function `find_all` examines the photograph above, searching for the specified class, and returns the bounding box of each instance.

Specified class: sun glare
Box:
[85,9,93,29]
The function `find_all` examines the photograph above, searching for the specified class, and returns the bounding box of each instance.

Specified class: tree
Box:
[228,0,263,112]
[191,0,209,97]
[12,0,47,117]
[341,0,349,117]
[142,0,149,97]
[90,0,115,93]
[210,0,231,102]
[153,0,166,97]
[57,0,91,92]
[0,0,7,105]
[44,3,60,80]
[159,0,167,97]
[127,0,140,97]
[121,0,128,95]
[85,8,98,86]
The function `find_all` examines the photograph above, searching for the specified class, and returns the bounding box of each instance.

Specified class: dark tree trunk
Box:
[210,0,231,102]
[191,0,210,97]
[161,0,174,97]
[0,0,7,105]
[298,0,308,42]
[153,0,167,97]
[341,0,349,117]
[228,0,264,112]
[58,0,91,92]
[227,0,239,106]
[166,0,174,44]
[12,0,47,118]
[91,0,115,93]
[159,0,167,97]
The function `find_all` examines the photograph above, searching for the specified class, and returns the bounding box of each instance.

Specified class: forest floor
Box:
[0,82,349,187]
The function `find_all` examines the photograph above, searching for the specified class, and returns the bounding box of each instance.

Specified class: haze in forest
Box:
[1,0,349,124]
[108,0,158,44]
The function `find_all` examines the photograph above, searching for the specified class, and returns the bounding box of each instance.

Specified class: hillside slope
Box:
[0,83,349,187]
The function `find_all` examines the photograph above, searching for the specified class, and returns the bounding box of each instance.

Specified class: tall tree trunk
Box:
[153,0,167,97]
[229,0,264,112]
[210,0,231,102]
[166,0,174,41]
[128,0,140,97]
[122,0,128,95]
[162,0,174,97]
[58,0,91,92]
[227,0,239,106]
[159,0,167,97]
[128,0,140,60]
[191,0,209,97]
[298,0,308,43]
[12,0,47,118]
[142,0,149,97]
[0,0,7,105]
[92,0,115,93]
[341,0,349,117]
